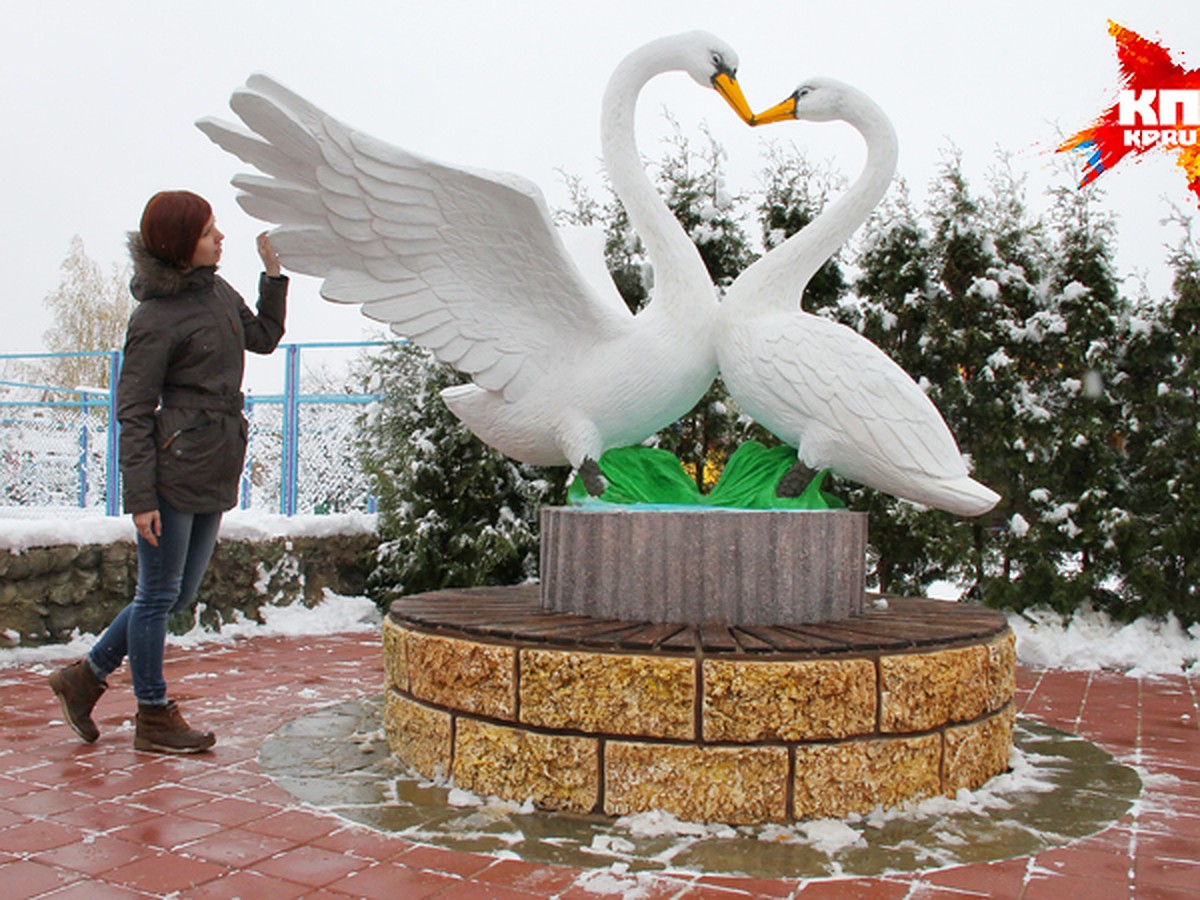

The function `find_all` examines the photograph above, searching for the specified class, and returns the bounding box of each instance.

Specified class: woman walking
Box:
[49,190,288,753]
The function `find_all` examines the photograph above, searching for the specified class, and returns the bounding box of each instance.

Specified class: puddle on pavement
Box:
[259,697,1140,879]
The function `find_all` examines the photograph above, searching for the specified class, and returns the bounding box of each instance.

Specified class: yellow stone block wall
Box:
[454,718,599,814]
[382,621,1017,824]
[606,741,790,824]
[793,734,942,819]
[383,690,451,780]
[404,630,515,720]
[987,632,1018,711]
[520,649,695,738]
[880,644,990,732]
[703,657,876,742]
[944,705,1017,795]
[381,617,408,694]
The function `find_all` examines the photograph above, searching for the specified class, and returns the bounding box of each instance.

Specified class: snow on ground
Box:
[0,509,1197,674]
[0,508,377,553]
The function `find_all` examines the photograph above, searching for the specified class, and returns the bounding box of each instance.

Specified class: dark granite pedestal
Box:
[540,507,867,625]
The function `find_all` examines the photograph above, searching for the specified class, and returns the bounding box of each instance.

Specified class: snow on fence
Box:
[0,343,385,517]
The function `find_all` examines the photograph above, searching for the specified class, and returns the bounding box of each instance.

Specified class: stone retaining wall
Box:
[384,589,1017,824]
[0,532,380,646]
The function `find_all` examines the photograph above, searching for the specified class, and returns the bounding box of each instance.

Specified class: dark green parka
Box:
[118,234,287,515]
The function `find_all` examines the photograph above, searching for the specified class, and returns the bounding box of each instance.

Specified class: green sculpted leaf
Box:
[566,445,702,505]
[567,441,844,510]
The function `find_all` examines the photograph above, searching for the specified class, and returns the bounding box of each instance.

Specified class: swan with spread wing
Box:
[725,78,1000,517]
[197,33,754,477]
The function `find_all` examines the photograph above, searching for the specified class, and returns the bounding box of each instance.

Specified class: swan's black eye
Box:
[711,53,724,69]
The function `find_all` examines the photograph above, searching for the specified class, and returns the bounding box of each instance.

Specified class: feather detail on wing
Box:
[754,314,969,481]
[197,73,631,401]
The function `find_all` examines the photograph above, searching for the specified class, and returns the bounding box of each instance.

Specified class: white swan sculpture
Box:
[197,33,754,475]
[722,78,1000,517]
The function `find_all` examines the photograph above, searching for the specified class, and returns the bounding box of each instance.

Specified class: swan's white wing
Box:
[753,315,968,481]
[556,224,631,318]
[197,73,631,401]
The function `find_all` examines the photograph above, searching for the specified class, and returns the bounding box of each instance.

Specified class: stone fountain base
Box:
[382,583,1015,824]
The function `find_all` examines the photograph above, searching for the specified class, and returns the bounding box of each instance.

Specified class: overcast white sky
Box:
[2,0,1196,391]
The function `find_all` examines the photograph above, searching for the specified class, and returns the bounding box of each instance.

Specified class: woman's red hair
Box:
[139,191,212,268]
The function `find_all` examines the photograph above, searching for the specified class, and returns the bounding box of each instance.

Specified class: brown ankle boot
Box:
[49,659,107,743]
[134,701,216,754]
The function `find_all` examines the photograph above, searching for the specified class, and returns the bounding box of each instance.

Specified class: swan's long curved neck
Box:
[737,94,898,315]
[601,40,713,317]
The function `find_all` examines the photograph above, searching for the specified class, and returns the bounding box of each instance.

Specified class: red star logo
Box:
[1058,21,1200,207]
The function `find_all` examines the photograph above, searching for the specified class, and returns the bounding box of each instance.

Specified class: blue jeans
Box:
[89,496,222,705]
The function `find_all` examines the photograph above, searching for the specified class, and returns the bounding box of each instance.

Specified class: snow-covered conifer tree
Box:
[1113,213,1200,623]
[1004,181,1126,614]
[356,343,564,607]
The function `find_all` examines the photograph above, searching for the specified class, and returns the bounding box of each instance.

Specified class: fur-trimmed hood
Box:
[127,232,215,302]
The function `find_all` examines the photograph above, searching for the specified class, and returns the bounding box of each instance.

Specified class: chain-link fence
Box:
[0,343,385,517]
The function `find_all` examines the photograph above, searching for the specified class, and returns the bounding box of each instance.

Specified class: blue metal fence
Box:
[0,342,385,516]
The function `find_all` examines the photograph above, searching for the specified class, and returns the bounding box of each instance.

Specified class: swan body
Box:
[722,78,999,516]
[198,33,753,469]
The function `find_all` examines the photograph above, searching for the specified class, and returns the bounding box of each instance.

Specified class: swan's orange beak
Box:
[713,71,755,125]
[751,94,798,126]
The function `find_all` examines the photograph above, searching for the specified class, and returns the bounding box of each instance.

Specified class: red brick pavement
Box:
[1,631,1197,898]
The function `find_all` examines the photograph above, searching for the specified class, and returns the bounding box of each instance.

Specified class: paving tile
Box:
[43,880,164,899]
[324,859,462,898]
[241,808,344,843]
[1071,824,1135,853]
[126,783,216,813]
[0,819,87,855]
[3,787,96,817]
[793,878,912,898]
[431,880,569,899]
[0,749,68,773]
[108,814,225,851]
[1134,854,1200,893]
[177,795,274,828]
[185,868,313,899]
[396,841,498,879]
[76,768,184,802]
[310,824,413,861]
[0,857,83,898]
[0,774,36,800]
[692,872,799,898]
[1135,827,1200,861]
[251,842,373,887]
[177,826,299,867]
[29,832,148,877]
[228,779,297,806]
[1033,844,1135,886]
[1021,872,1133,899]
[102,849,231,893]
[12,758,104,789]
[472,858,585,896]
[178,765,271,794]
[558,871,695,899]
[910,856,1029,896]
[1134,808,1200,838]
[44,797,161,834]
[674,881,783,899]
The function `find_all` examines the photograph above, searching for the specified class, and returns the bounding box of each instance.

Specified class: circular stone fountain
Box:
[382,508,1016,825]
